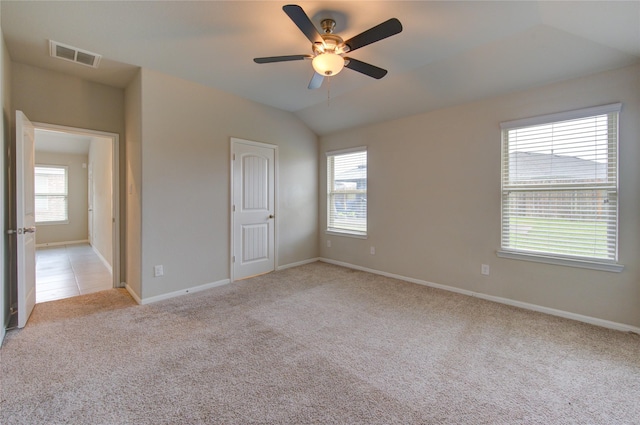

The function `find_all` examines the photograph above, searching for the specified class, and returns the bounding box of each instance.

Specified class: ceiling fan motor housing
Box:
[313,33,345,55]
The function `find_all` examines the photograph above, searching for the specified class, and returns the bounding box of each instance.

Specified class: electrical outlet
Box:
[154,265,164,277]
[327,240,331,248]
[481,264,490,276]
[370,246,376,255]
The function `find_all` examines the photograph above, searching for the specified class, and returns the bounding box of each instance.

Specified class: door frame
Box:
[229,137,278,283]
[33,121,121,288]
[88,161,94,245]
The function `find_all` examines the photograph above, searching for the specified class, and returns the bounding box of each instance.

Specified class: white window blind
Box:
[35,165,68,224]
[327,148,367,236]
[500,104,620,264]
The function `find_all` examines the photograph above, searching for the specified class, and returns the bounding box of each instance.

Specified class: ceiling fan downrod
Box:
[320,19,336,34]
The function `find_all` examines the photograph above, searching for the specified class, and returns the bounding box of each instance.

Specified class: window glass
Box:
[500,104,620,263]
[35,165,68,224]
[327,149,367,236]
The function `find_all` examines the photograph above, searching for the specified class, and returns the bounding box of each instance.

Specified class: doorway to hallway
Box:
[32,123,120,304]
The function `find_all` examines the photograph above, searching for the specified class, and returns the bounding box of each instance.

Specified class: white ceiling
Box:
[34,129,92,155]
[2,1,639,136]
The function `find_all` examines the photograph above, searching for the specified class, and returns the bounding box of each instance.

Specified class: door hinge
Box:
[232,256,235,263]
[233,205,236,212]
[233,153,236,160]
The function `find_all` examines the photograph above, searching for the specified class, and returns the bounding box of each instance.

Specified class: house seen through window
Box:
[327,148,367,236]
[35,165,69,224]
[499,104,621,267]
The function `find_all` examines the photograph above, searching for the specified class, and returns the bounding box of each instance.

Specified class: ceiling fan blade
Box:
[254,55,312,64]
[283,5,323,45]
[343,18,403,53]
[308,72,324,89]
[344,58,388,79]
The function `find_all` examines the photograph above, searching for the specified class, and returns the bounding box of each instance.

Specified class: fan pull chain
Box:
[327,76,331,107]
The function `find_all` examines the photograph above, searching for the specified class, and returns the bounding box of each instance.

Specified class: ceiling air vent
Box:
[49,40,102,68]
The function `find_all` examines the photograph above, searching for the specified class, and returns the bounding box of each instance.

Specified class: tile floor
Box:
[36,243,113,303]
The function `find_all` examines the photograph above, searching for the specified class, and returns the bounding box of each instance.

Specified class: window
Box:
[327,147,367,236]
[35,165,68,224]
[499,104,622,271]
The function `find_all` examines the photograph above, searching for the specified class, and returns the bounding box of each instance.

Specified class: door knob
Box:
[22,227,36,234]
[269,214,274,219]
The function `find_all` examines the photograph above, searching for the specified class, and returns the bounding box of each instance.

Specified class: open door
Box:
[16,111,36,328]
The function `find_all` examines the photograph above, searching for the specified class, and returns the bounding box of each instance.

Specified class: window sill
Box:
[35,221,69,226]
[326,229,368,239]
[496,250,624,272]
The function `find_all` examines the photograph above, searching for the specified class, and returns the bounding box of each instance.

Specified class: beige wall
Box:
[12,63,125,133]
[11,63,127,283]
[34,151,88,245]
[88,137,113,267]
[136,68,318,300]
[319,64,640,328]
[124,70,142,296]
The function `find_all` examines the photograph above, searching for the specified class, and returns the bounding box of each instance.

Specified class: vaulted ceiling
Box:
[2,1,639,135]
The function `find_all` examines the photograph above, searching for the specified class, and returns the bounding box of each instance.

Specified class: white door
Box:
[232,140,275,280]
[16,111,36,328]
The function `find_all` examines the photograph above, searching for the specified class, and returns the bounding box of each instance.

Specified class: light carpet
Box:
[1,262,639,424]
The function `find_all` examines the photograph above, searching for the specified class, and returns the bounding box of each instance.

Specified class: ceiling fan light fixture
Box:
[312,52,344,76]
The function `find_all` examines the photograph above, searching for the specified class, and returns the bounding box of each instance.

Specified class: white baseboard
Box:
[91,244,113,275]
[277,257,321,271]
[319,258,640,334]
[126,258,318,306]
[36,239,89,248]
[137,279,231,305]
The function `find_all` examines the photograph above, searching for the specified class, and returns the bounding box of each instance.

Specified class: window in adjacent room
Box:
[35,165,69,224]
[327,147,367,236]
[499,103,622,271]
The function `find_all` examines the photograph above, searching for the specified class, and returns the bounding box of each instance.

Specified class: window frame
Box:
[35,164,69,225]
[497,103,623,272]
[326,146,368,238]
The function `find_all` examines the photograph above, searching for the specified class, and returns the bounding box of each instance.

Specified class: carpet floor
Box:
[1,262,639,424]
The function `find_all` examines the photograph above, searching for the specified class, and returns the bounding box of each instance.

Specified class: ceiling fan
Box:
[254,4,403,89]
